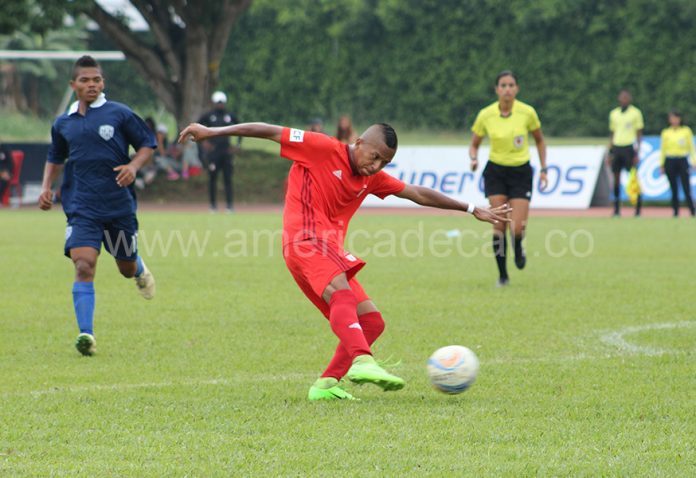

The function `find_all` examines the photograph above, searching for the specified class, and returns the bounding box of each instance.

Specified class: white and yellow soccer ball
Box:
[427,345,479,394]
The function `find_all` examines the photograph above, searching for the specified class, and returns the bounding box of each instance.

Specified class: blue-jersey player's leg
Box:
[65,216,104,356]
[105,214,155,299]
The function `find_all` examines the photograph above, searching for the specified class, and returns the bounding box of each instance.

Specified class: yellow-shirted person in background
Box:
[608,89,643,217]
[469,70,547,287]
[660,110,695,217]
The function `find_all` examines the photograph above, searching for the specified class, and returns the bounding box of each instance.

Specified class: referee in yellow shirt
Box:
[608,89,643,216]
[469,70,548,287]
[660,110,695,217]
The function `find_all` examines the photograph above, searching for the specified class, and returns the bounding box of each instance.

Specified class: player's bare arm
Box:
[38,161,64,210]
[469,134,483,172]
[532,128,548,191]
[395,184,512,224]
[114,146,155,188]
[179,122,283,144]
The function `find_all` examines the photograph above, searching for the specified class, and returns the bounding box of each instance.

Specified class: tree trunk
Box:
[82,0,252,130]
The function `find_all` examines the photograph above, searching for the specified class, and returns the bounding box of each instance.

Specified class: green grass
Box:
[1,210,694,476]
[0,112,52,142]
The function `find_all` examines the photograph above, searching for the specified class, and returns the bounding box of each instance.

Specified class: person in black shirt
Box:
[198,91,240,212]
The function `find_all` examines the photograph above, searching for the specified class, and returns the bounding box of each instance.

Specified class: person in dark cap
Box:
[198,91,240,212]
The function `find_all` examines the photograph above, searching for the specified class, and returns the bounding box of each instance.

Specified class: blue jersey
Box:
[47,95,156,218]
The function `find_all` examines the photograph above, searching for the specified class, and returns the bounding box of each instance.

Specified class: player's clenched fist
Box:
[38,189,53,210]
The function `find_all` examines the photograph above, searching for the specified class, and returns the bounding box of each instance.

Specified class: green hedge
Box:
[219,0,696,136]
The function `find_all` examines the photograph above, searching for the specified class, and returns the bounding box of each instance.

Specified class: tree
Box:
[66,0,252,128]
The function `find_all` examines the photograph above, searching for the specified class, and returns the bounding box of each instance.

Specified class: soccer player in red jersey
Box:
[179,121,511,400]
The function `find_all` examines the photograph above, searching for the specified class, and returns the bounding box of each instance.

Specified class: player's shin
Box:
[72,281,95,335]
[327,289,371,359]
[493,232,508,281]
[322,311,385,379]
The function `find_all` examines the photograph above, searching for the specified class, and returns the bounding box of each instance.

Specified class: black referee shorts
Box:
[482,161,533,200]
[610,145,636,173]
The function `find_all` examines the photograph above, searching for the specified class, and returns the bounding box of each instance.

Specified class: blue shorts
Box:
[64,214,139,261]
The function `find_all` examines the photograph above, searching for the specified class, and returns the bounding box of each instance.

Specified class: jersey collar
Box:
[68,93,107,115]
[498,99,516,118]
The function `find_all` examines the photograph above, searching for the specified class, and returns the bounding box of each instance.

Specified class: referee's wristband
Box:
[466,203,476,214]
[540,167,548,173]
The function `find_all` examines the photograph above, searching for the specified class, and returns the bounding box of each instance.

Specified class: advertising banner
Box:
[362,145,606,209]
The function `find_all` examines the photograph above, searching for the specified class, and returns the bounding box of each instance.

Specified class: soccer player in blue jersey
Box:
[39,56,157,356]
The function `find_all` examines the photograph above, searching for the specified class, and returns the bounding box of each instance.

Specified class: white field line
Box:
[2,322,693,398]
[598,320,696,356]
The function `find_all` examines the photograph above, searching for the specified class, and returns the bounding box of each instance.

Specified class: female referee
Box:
[660,110,696,217]
[469,70,548,286]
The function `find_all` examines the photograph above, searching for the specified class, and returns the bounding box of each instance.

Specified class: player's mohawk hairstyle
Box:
[72,55,101,79]
[380,123,398,150]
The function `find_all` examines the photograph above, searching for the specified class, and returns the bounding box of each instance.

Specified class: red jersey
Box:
[280,127,405,246]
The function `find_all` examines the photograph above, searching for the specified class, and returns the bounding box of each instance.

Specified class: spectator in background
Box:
[178,135,201,179]
[198,91,240,213]
[660,110,695,217]
[154,124,180,180]
[0,140,12,201]
[336,115,358,144]
[608,89,644,217]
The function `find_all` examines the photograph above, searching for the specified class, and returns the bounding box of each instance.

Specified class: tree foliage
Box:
[221,0,696,135]
[65,0,253,128]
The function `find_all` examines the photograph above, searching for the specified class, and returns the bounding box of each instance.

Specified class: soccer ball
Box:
[427,345,479,394]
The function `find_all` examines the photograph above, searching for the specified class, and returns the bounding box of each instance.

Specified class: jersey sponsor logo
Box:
[513,135,524,149]
[99,124,114,141]
[289,128,304,142]
[333,170,342,179]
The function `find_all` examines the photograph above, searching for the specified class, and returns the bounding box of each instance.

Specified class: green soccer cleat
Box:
[308,377,357,401]
[75,333,96,356]
[346,355,405,391]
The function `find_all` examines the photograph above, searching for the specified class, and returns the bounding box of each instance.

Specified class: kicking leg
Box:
[321,299,385,381]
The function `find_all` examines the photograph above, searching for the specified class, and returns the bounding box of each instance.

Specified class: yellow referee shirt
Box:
[472,100,541,166]
[660,126,696,166]
[609,105,644,147]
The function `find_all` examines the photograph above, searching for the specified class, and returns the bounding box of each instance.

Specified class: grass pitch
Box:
[1,209,694,477]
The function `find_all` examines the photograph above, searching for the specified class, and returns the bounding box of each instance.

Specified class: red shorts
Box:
[283,239,369,318]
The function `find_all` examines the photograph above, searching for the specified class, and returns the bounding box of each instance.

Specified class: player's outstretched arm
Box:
[395,184,511,225]
[38,162,64,210]
[178,122,283,144]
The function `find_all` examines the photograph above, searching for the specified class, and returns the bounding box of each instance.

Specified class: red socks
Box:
[322,304,385,380]
[327,289,371,359]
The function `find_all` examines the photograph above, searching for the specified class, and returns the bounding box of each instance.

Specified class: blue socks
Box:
[72,282,95,335]
[135,256,144,278]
